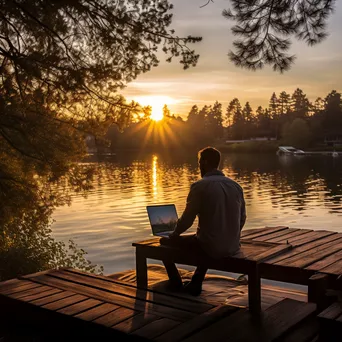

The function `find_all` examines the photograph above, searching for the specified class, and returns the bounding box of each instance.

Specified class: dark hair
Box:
[198,147,221,168]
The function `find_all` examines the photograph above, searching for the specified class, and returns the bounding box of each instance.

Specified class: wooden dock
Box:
[1,226,342,341]
[0,267,318,341]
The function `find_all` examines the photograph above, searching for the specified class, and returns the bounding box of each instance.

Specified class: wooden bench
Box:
[132,238,292,314]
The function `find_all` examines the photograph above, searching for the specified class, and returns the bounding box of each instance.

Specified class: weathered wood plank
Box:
[277,316,319,342]
[241,228,267,238]
[267,229,312,244]
[27,274,195,321]
[0,282,42,296]
[41,294,88,311]
[0,279,32,292]
[7,285,54,300]
[57,298,103,316]
[320,259,342,275]
[318,302,342,320]
[132,318,180,340]
[289,231,337,247]
[251,244,292,263]
[267,233,342,265]
[254,228,299,242]
[182,299,316,342]
[113,313,160,334]
[48,270,212,314]
[279,238,342,268]
[94,307,137,327]
[16,288,62,302]
[75,303,119,321]
[306,249,342,272]
[155,305,238,342]
[240,226,289,241]
[29,290,77,306]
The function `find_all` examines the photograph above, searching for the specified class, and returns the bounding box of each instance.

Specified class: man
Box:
[160,147,246,295]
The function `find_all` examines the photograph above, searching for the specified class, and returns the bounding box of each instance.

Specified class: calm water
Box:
[52,152,342,274]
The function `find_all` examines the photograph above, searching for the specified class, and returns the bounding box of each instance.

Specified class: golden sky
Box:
[122,0,342,119]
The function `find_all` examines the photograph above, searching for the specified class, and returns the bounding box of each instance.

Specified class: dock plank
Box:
[94,307,137,327]
[29,290,77,306]
[289,231,336,247]
[41,294,88,311]
[17,288,62,302]
[182,299,316,342]
[267,233,342,265]
[26,274,195,321]
[320,259,342,275]
[318,302,342,320]
[75,303,119,321]
[251,244,292,263]
[254,228,298,242]
[48,270,212,314]
[155,305,238,342]
[279,238,342,268]
[305,250,342,272]
[267,229,312,244]
[277,316,319,342]
[240,226,288,241]
[113,313,160,334]
[57,298,103,316]
[0,282,42,296]
[7,285,53,299]
[132,318,180,340]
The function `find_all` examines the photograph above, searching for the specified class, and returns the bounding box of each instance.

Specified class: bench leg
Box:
[136,248,148,288]
[248,265,261,314]
[162,260,183,288]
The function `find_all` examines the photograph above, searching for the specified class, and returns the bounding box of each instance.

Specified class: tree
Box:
[282,118,312,148]
[206,101,224,139]
[242,102,254,138]
[223,0,335,72]
[0,0,201,279]
[187,105,199,125]
[227,98,244,139]
[291,88,310,119]
[278,92,291,116]
[255,106,272,137]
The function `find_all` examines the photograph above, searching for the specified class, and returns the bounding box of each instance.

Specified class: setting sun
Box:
[132,95,177,122]
[151,106,164,121]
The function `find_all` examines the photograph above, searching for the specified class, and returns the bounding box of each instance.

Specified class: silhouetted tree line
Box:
[104,89,342,150]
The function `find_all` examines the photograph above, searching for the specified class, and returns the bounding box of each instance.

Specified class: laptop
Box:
[146,204,178,237]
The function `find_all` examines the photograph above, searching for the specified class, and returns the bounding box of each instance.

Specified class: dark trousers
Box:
[160,234,208,285]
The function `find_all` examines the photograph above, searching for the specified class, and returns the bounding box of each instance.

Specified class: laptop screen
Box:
[146,204,178,236]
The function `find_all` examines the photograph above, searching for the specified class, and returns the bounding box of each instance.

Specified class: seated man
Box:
[160,147,246,295]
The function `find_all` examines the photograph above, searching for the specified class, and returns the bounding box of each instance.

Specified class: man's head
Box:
[198,147,221,177]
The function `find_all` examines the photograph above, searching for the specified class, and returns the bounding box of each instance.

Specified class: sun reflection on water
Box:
[152,155,158,198]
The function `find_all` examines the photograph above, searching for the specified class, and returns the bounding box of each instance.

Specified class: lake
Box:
[52,152,342,275]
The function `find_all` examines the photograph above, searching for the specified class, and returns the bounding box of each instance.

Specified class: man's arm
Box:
[171,183,201,237]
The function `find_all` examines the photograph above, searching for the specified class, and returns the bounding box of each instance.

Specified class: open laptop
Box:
[146,204,178,237]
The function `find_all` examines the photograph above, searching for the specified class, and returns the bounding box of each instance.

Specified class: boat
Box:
[277,146,305,156]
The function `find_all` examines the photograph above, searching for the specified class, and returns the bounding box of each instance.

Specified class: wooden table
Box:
[133,238,291,314]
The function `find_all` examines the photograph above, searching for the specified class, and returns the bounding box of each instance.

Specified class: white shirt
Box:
[174,170,246,258]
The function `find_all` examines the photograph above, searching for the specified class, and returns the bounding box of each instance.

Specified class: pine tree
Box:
[291,88,310,119]
[223,0,335,72]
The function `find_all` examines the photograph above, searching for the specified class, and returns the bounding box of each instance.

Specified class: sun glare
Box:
[151,106,164,121]
[133,95,176,122]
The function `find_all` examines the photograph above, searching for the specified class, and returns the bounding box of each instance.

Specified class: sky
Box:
[122,0,342,119]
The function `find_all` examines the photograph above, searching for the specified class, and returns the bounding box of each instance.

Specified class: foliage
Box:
[282,118,312,148]
[223,0,335,72]
[0,0,201,279]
